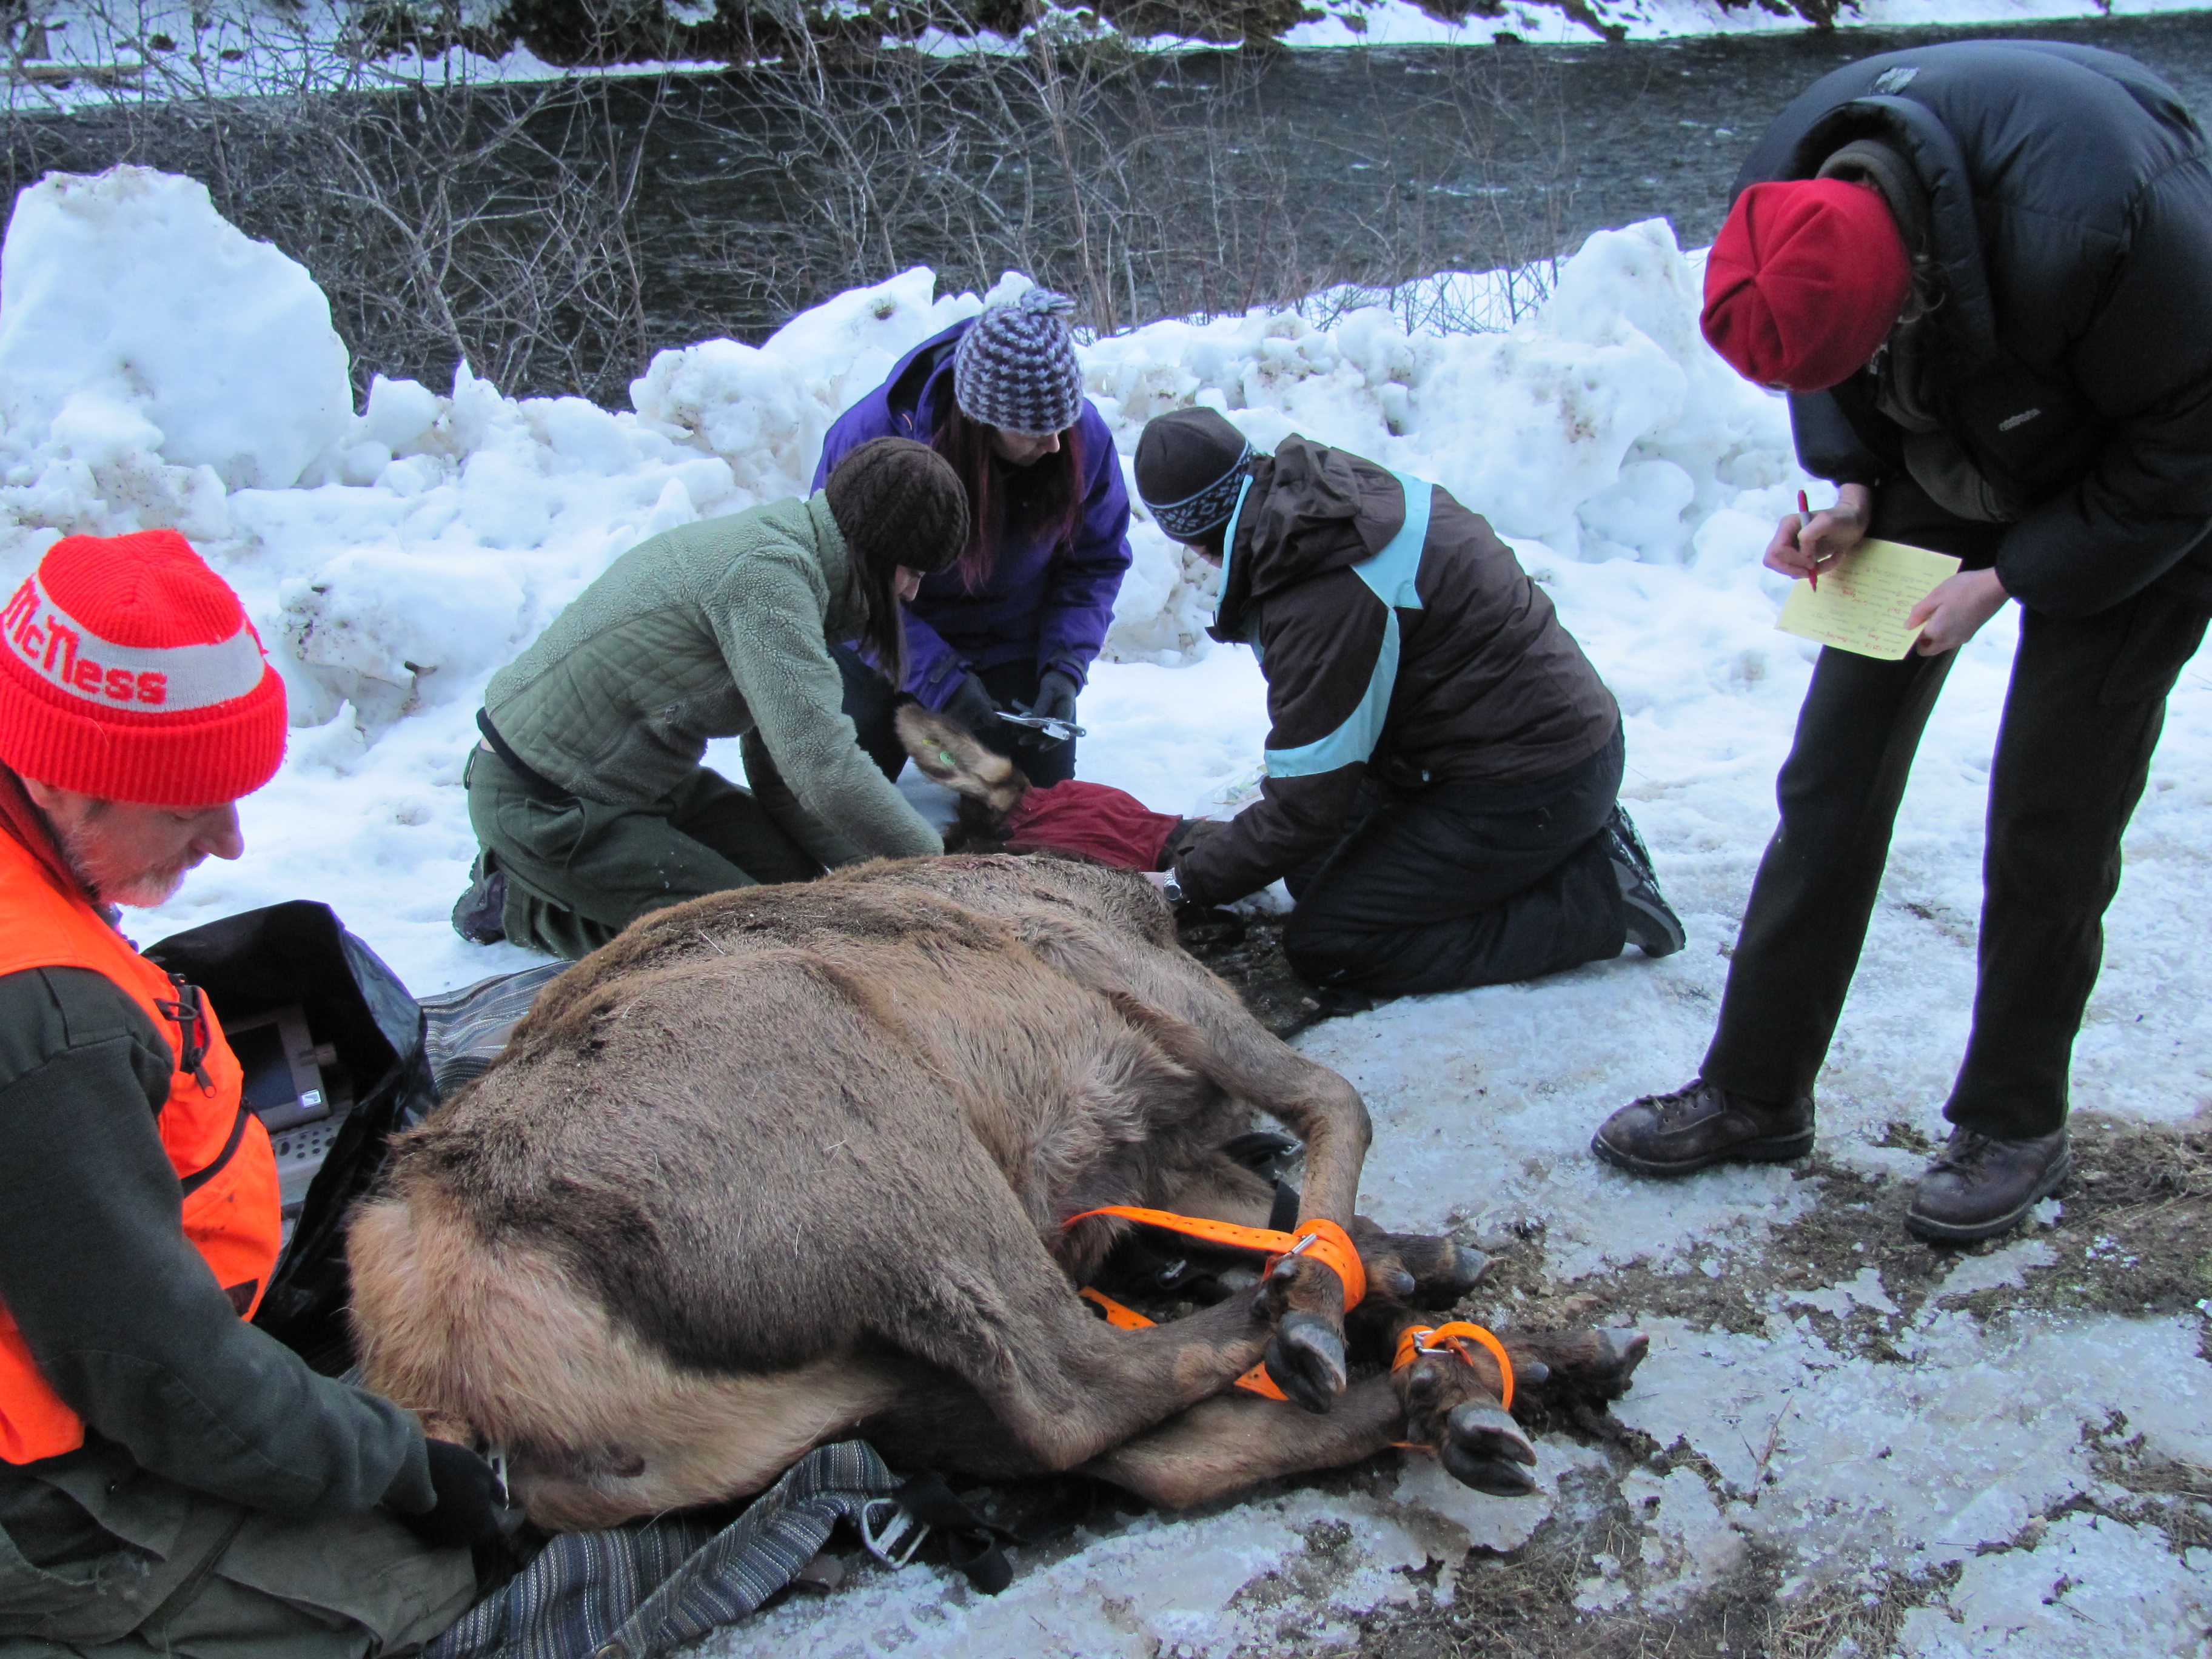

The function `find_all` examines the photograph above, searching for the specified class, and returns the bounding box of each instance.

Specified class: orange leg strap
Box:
[1392,1321,1515,1411]
[1078,1288,1156,1331]
[1063,1205,1367,1309]
[1082,1287,1289,1400]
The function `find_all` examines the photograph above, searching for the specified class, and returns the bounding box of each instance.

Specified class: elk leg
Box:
[1018,920,1372,1217]
[1156,1158,1491,1311]
[1073,1324,1652,1510]
[1114,1019,1368,1417]
[875,1164,1295,1472]
[1392,1329,1541,1496]
[1078,1367,1530,1510]
[1501,1327,1651,1408]
[1079,1378,1406,1509]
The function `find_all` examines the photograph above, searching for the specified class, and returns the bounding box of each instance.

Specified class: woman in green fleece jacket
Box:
[455,438,970,959]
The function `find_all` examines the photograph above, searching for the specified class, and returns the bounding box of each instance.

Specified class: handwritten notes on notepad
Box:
[1775,539,1962,660]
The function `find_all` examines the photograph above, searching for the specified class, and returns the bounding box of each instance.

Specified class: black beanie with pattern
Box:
[1134,407,1255,543]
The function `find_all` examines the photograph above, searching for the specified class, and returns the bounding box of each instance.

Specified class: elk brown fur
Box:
[350,854,1646,1530]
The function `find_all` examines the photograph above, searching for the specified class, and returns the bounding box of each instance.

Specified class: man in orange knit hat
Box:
[1593,41,2212,1242]
[0,532,494,1654]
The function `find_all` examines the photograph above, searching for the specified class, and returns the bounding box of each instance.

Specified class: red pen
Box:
[1800,489,1817,591]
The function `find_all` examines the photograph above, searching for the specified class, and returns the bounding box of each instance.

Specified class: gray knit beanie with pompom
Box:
[951,287,1084,437]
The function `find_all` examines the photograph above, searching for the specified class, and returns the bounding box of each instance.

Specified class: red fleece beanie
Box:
[1701,178,1913,392]
[0,530,286,805]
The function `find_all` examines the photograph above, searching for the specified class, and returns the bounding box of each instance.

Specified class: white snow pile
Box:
[2,165,2208,1657]
[0,168,350,492]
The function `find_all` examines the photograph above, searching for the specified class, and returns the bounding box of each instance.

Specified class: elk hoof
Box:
[1433,1242,1493,1299]
[1590,1329,1651,1398]
[1439,1401,1539,1496]
[1379,1235,1490,1303]
[1266,1312,1347,1415]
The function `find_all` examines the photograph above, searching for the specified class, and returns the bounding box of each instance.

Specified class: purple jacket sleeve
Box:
[1035,407,1133,687]
[814,379,970,706]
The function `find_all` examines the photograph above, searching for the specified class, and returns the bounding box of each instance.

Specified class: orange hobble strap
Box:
[1393,1321,1515,1412]
[1233,1362,1287,1401]
[1078,1288,1156,1331]
[1062,1206,1367,1310]
[1081,1286,1285,1399]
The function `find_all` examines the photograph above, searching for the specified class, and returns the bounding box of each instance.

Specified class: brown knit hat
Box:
[824,437,970,576]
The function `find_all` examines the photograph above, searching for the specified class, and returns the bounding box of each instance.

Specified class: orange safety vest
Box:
[0,826,281,1465]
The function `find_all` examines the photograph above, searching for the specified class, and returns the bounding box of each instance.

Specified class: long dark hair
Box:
[850,556,916,689]
[829,437,969,688]
[931,401,1085,589]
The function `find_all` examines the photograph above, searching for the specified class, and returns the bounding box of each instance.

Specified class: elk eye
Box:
[939,751,956,766]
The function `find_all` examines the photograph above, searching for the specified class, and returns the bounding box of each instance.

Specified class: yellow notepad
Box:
[1775,538,1962,660]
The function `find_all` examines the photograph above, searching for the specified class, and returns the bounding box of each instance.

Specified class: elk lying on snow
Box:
[349,855,1647,1530]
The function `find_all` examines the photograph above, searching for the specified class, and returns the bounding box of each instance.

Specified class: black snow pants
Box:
[1701,585,2210,1140]
[1283,724,1629,997]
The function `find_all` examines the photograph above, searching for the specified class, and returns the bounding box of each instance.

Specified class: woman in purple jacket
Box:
[811,287,1132,786]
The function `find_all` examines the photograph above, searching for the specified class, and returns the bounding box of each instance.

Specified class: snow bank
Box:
[0,167,1800,790]
[0,167,350,492]
[4,166,2210,1659]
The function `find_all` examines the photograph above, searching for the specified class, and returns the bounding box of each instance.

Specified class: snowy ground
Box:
[1285,0,2212,49]
[2,168,2206,1655]
[10,0,2212,112]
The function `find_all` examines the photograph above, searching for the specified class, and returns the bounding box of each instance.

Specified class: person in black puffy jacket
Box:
[1592,41,2212,1244]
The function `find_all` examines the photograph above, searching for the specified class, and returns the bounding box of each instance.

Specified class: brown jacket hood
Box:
[1215,438,1407,641]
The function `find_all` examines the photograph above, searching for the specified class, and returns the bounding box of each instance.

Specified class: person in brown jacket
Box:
[1133,408,1681,996]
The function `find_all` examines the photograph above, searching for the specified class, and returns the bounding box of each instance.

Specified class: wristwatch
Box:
[1161,870,1184,906]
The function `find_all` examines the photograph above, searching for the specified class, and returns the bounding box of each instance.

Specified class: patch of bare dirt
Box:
[1176,910,1375,1041]
[1315,1115,2212,1659]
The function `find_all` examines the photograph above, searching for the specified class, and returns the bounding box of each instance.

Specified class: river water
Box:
[14,11,2212,394]
[622,10,2212,347]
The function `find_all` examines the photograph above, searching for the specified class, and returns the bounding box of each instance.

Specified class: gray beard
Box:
[46,811,194,909]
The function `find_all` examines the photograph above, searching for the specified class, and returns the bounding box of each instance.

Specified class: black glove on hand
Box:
[939,672,1000,739]
[398,1439,508,1550]
[1027,670,1079,728]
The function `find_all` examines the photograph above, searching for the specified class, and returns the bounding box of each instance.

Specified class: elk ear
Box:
[895,701,1028,817]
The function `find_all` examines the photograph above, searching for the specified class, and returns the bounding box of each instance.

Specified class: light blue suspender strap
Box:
[1262,472,1432,780]
[1351,470,1430,611]
[1216,474,1255,628]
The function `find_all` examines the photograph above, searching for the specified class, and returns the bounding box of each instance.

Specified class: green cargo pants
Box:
[464,745,821,960]
[0,1445,475,1659]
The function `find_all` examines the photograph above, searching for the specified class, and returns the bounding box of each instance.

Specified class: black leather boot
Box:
[1905,1127,2070,1244]
[1590,1079,1815,1176]
[451,853,508,946]
[1604,805,1686,957]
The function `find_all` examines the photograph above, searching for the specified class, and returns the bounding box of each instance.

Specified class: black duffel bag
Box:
[147,900,437,1374]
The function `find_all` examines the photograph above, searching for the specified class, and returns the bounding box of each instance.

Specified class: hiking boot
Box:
[1905,1127,2071,1244]
[1604,805,1685,957]
[451,853,508,946]
[1591,1079,1815,1176]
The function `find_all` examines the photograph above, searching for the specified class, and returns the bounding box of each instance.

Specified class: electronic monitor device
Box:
[223,1005,332,1132]
[220,1004,350,1221]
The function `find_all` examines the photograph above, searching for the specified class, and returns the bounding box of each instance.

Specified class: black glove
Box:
[939,672,1000,739]
[397,1439,508,1550]
[1026,669,1079,728]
